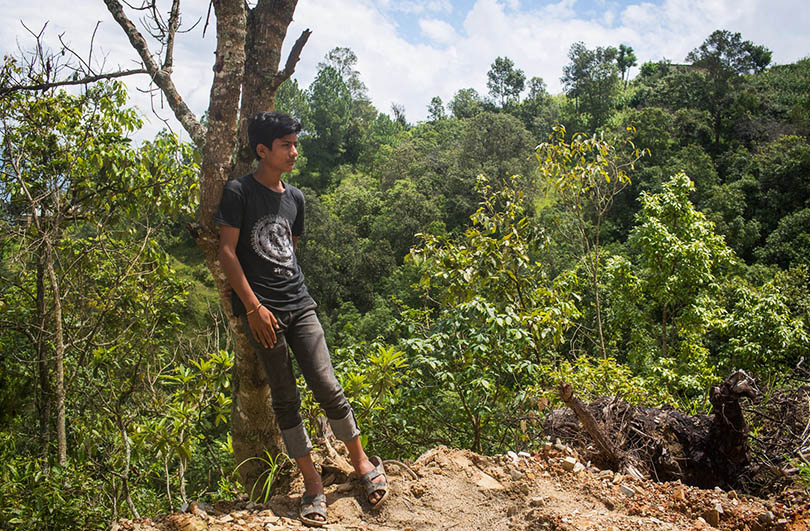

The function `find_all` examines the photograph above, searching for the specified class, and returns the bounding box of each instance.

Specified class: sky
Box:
[2,0,809,142]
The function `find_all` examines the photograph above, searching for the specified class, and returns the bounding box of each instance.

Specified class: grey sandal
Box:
[299,493,327,527]
[360,455,390,508]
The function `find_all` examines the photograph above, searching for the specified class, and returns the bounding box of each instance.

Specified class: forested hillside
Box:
[2,28,809,529]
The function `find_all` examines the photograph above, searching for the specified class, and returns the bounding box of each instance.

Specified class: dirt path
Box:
[115,446,809,530]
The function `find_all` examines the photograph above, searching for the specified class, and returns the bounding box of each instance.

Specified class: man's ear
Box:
[256,142,270,159]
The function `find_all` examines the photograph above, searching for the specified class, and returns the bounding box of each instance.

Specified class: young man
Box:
[215,111,388,526]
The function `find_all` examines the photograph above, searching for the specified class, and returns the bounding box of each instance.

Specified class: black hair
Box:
[248,111,302,160]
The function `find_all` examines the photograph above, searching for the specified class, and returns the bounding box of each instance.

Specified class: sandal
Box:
[360,455,390,508]
[299,493,327,527]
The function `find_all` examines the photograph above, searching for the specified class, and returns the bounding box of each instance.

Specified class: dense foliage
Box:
[2,29,809,528]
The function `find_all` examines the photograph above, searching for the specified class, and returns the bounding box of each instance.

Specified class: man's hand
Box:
[247,304,279,348]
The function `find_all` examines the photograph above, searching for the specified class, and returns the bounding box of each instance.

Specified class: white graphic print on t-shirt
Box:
[250,214,295,277]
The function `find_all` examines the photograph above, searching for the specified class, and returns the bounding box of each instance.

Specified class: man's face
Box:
[259,132,298,173]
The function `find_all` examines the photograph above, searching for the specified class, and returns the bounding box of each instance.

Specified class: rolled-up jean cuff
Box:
[329,410,360,442]
[281,422,313,459]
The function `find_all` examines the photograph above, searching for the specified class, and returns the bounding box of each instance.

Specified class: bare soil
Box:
[114,445,810,530]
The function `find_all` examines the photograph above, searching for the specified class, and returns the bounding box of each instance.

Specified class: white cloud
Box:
[420,18,459,45]
[2,0,808,137]
[377,0,452,15]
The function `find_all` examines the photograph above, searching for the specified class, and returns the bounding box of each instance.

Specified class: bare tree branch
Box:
[0,69,148,98]
[162,0,181,71]
[268,28,311,93]
[102,0,205,146]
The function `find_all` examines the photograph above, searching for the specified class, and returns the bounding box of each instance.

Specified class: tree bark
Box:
[233,1,310,176]
[35,251,51,455]
[558,382,621,469]
[103,0,309,499]
[43,238,67,465]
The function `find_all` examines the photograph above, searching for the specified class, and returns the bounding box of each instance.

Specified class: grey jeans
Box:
[242,305,359,459]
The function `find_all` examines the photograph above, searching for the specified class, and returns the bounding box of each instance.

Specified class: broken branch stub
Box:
[558,382,623,469]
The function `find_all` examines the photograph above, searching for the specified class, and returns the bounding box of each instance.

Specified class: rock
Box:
[507,450,519,464]
[728,490,737,499]
[218,514,234,523]
[619,484,635,497]
[509,468,523,480]
[674,487,687,503]
[758,511,775,524]
[177,516,207,531]
[529,496,546,507]
[507,505,519,517]
[475,471,505,490]
[599,469,613,479]
[411,483,426,497]
[573,462,586,474]
[562,456,578,471]
[451,454,474,470]
[518,451,532,459]
[703,507,720,527]
[258,514,280,525]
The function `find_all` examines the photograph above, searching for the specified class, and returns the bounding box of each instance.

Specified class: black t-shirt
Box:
[215,174,314,315]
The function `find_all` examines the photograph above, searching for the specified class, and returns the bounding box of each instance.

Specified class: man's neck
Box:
[253,166,285,193]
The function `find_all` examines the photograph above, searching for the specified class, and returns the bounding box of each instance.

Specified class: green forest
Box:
[2,26,809,528]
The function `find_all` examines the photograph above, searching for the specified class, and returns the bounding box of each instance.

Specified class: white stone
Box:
[476,472,505,490]
[562,456,578,471]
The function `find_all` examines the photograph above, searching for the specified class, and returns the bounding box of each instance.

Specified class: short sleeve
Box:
[215,181,244,228]
[291,189,306,237]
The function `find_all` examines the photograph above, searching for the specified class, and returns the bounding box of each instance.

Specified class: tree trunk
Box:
[660,305,668,358]
[35,252,51,455]
[43,238,67,465]
[233,1,311,176]
[590,233,607,359]
[105,0,309,499]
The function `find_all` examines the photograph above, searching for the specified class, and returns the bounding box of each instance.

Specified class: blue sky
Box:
[2,0,809,141]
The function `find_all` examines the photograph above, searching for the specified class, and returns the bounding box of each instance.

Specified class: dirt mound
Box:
[114,445,809,530]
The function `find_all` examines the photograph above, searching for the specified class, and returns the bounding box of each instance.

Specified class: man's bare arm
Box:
[219,225,279,348]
